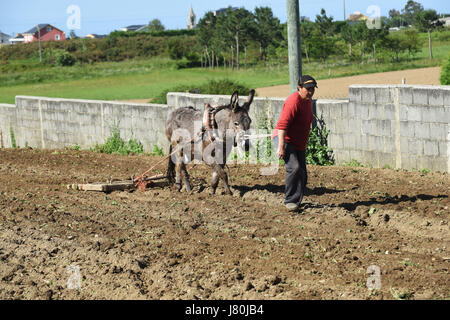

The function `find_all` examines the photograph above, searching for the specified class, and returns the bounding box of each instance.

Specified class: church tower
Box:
[187,5,197,29]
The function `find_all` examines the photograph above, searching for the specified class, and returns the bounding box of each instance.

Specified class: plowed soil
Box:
[0,148,448,300]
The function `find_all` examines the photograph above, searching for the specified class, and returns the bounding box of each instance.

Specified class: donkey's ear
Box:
[242,89,255,111]
[230,91,239,110]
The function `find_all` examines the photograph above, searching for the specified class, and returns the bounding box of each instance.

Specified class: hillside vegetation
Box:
[0,2,448,103]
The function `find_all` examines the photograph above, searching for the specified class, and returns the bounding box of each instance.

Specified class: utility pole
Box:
[36,25,42,63]
[343,0,346,21]
[286,0,302,94]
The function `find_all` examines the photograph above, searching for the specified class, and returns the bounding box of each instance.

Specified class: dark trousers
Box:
[273,136,308,205]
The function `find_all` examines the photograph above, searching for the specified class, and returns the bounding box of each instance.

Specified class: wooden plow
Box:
[67,154,172,193]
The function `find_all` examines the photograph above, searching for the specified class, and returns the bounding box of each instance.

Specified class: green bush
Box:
[92,129,143,155]
[306,115,334,166]
[153,79,253,104]
[55,50,76,66]
[440,54,450,85]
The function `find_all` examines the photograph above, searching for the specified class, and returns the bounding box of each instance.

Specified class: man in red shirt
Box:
[271,75,317,212]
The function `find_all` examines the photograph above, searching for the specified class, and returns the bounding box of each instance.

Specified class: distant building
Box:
[213,7,238,17]
[187,5,197,29]
[300,16,310,22]
[120,25,147,32]
[84,34,107,39]
[22,24,66,43]
[439,16,450,27]
[0,31,11,45]
[349,12,370,22]
[9,33,25,45]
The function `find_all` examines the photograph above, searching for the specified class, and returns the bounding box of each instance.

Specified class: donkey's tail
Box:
[167,145,176,184]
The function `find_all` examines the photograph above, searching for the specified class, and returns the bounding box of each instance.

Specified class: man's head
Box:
[297,75,318,100]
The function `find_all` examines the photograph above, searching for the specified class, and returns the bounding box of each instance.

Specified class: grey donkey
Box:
[165,90,255,195]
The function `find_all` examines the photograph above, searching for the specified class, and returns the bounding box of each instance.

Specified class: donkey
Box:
[165,90,255,195]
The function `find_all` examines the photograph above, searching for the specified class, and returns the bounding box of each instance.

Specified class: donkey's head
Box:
[213,90,255,149]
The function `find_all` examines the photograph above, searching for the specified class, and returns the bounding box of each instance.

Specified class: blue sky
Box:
[1,0,448,37]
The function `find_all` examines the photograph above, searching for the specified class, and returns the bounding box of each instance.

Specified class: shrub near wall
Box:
[441,54,450,85]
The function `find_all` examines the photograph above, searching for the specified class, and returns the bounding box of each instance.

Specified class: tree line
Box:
[0,1,446,69]
[189,1,445,70]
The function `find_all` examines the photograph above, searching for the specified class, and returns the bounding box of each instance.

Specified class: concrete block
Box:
[412,88,429,105]
[428,89,444,106]
[398,87,413,105]
[407,106,422,121]
[360,135,370,151]
[368,104,382,120]
[399,104,408,121]
[347,102,356,118]
[383,136,396,153]
[348,87,362,103]
[429,123,448,141]
[355,104,370,120]
[443,89,450,106]
[382,104,395,120]
[430,157,448,173]
[361,88,376,103]
[414,122,430,139]
[416,156,433,171]
[375,88,392,104]
[401,153,417,170]
[438,141,448,157]
[379,120,392,137]
[361,120,371,135]
[343,134,356,150]
[424,141,439,156]
[408,139,423,155]
[379,152,395,168]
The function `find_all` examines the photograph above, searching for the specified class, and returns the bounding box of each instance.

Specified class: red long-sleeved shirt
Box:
[272,91,313,151]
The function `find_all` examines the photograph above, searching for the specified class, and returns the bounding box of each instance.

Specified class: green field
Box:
[0,34,448,104]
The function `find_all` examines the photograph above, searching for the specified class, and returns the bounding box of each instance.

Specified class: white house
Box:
[439,16,450,27]
[0,31,11,45]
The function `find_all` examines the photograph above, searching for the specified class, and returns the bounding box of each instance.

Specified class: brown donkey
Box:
[165,90,255,195]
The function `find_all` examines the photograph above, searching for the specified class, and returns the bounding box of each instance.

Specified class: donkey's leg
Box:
[219,164,233,195]
[173,149,183,191]
[211,164,232,195]
[210,169,220,194]
[180,162,192,192]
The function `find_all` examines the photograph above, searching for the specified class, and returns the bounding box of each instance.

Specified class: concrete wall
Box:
[1,96,173,153]
[167,86,450,173]
[0,84,449,172]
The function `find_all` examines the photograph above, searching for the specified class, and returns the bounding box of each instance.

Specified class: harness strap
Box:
[202,104,219,143]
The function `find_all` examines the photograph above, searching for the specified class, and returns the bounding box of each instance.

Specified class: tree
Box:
[340,22,356,57]
[221,7,255,70]
[300,20,315,63]
[309,27,336,63]
[403,29,421,59]
[414,9,444,59]
[364,24,388,66]
[197,12,217,68]
[254,6,282,65]
[315,8,334,36]
[148,19,165,33]
[402,0,424,25]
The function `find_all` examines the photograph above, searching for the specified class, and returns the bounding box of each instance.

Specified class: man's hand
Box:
[277,146,284,159]
[277,129,286,159]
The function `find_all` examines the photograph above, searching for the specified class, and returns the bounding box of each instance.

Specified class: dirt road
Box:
[256,66,442,99]
[0,149,448,300]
